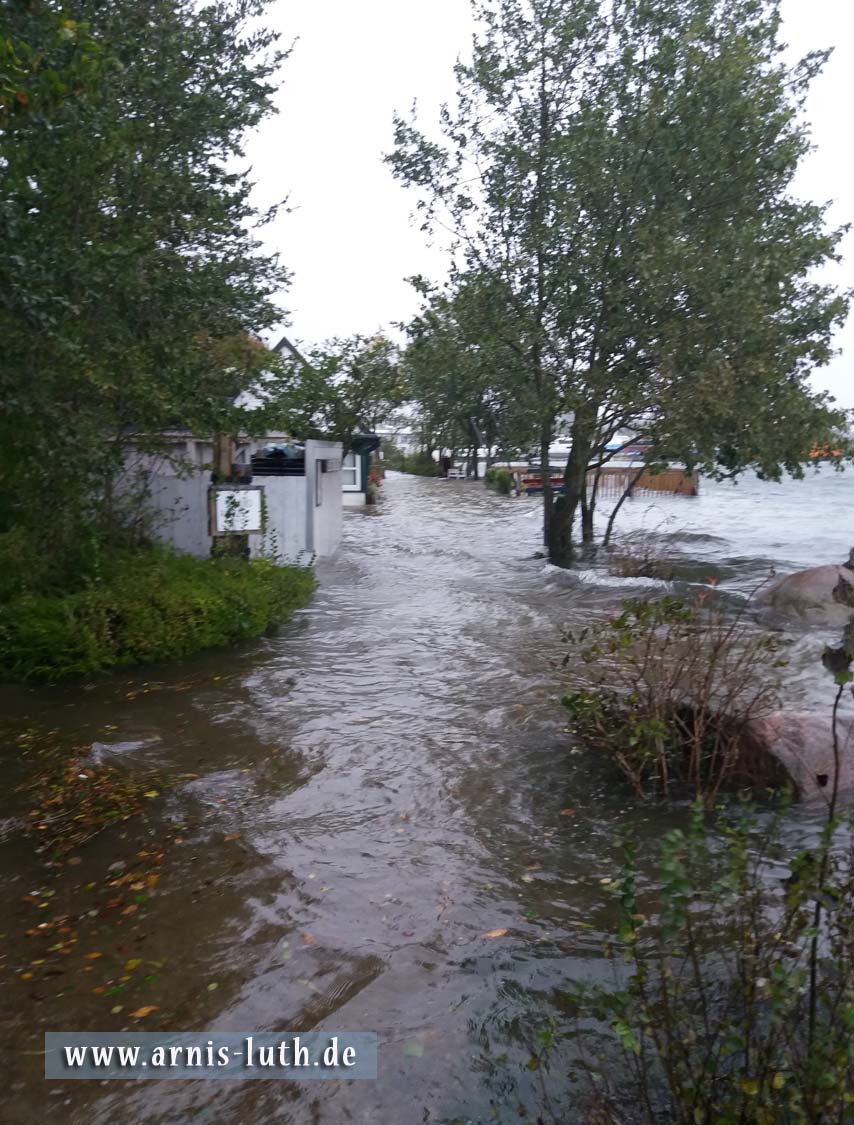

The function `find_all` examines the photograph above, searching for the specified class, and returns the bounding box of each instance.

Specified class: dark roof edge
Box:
[272,334,312,366]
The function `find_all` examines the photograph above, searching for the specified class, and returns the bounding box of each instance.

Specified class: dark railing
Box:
[250,452,306,477]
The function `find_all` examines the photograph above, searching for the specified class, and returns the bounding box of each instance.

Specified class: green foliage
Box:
[561,595,788,803]
[258,335,404,451]
[485,466,514,494]
[379,439,407,471]
[566,801,854,1122]
[1,0,289,568]
[401,451,441,477]
[0,549,314,681]
[403,275,538,462]
[388,0,850,563]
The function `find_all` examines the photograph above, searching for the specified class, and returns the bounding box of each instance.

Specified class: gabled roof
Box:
[272,334,311,366]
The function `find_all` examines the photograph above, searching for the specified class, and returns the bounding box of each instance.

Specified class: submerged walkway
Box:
[3,471,848,1122]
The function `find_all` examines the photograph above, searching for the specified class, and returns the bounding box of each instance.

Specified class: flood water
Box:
[1,469,852,1123]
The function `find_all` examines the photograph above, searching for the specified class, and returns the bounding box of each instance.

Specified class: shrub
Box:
[561,595,789,804]
[0,549,315,681]
[606,531,676,580]
[566,799,854,1123]
[485,466,514,494]
[402,450,441,476]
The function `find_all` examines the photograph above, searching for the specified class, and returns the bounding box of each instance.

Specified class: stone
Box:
[758,563,854,626]
[742,711,854,804]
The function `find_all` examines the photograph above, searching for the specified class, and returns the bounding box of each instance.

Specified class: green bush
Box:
[566,800,854,1123]
[402,451,441,476]
[0,549,315,681]
[561,596,788,804]
[485,466,514,494]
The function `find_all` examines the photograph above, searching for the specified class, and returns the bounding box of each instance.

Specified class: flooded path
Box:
[1,470,852,1123]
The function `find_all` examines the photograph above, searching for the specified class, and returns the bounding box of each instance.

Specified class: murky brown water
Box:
[1,471,850,1123]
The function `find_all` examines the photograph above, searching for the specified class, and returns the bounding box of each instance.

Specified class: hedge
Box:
[0,549,315,681]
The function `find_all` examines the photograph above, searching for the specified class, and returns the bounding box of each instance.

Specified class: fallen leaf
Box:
[124,959,142,971]
[143,791,159,799]
[121,905,138,916]
[484,928,508,939]
[560,808,575,817]
[223,834,241,842]
[110,1006,123,1014]
[67,857,82,866]
[207,982,218,991]
[84,952,102,960]
[130,1005,159,1018]
[21,972,34,981]
[301,933,315,946]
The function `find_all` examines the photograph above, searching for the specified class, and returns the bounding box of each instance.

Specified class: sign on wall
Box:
[213,487,263,533]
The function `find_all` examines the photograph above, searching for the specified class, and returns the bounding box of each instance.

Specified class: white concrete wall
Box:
[126,436,342,562]
[251,475,310,563]
[143,472,212,557]
[342,491,368,508]
[305,439,343,558]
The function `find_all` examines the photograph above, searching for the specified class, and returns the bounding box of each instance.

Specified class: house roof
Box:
[272,334,311,367]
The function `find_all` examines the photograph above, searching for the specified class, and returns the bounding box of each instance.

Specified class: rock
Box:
[758,563,854,626]
[742,711,854,804]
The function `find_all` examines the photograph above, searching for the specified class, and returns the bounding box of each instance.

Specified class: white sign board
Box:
[214,488,263,533]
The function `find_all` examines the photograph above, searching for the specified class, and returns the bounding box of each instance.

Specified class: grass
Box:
[0,547,315,681]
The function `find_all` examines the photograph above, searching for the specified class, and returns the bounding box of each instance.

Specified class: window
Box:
[342,451,362,492]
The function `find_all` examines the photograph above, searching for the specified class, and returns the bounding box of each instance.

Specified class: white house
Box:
[122,434,343,563]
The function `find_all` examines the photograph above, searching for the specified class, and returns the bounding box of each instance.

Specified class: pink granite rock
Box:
[758,564,854,626]
[743,711,854,804]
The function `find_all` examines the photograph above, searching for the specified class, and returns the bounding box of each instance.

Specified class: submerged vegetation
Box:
[566,800,854,1123]
[0,549,314,682]
[561,595,790,804]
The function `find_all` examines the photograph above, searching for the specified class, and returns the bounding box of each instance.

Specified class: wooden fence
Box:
[589,465,699,498]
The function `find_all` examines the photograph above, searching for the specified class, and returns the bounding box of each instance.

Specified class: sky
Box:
[244,0,854,408]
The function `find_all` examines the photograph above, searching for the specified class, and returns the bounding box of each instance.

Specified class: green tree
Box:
[403,274,539,473]
[260,334,405,453]
[0,0,288,584]
[387,0,849,564]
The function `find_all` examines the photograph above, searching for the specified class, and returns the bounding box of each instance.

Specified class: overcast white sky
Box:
[245,0,854,408]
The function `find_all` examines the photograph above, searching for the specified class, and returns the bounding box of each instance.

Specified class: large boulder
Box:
[742,711,854,804]
[758,558,854,626]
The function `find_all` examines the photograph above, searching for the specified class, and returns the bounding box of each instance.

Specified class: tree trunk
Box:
[603,462,647,546]
[539,424,552,547]
[548,409,596,565]
[213,432,233,481]
[581,465,602,543]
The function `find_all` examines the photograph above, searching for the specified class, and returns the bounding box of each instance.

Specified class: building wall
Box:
[305,439,343,557]
[142,471,212,557]
[250,476,309,563]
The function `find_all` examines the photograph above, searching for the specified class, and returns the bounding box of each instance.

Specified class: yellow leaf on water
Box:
[124,959,142,971]
[84,952,102,959]
[484,929,508,939]
[143,791,159,799]
[130,1006,159,1018]
[21,972,33,980]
